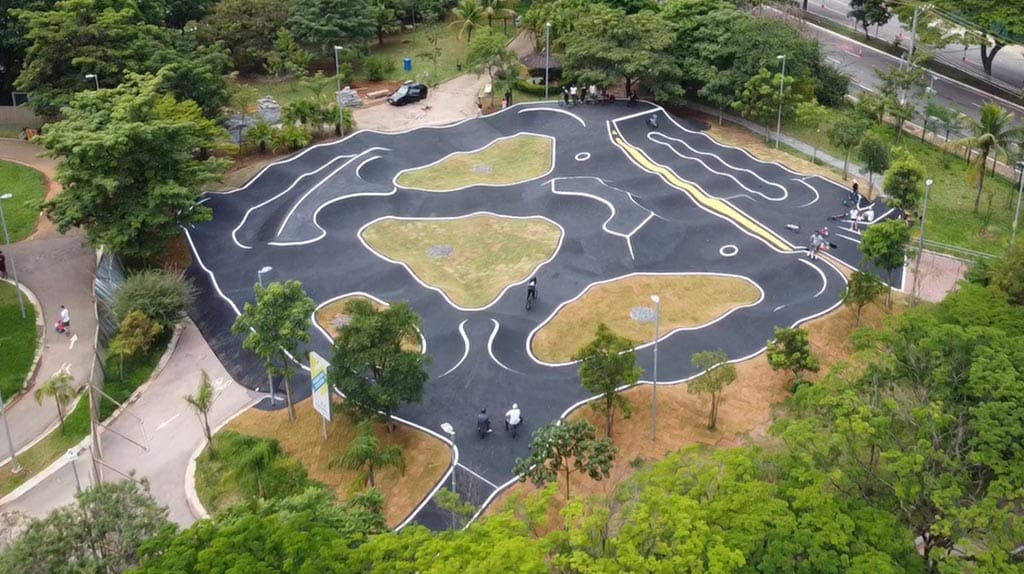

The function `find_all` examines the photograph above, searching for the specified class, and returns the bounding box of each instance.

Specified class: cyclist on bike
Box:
[476,408,492,436]
[505,403,522,437]
[527,277,537,300]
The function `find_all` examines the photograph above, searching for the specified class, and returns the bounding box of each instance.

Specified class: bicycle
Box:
[525,277,538,311]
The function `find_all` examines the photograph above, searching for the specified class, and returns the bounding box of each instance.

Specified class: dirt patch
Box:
[227,399,449,527]
[315,295,422,352]
[532,274,761,363]
[396,134,553,191]
[353,73,488,133]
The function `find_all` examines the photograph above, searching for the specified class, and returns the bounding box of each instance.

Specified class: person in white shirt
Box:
[505,403,522,437]
[59,305,70,331]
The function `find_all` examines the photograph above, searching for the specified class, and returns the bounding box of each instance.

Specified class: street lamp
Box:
[649,294,660,441]
[0,194,25,318]
[257,265,273,288]
[255,265,275,404]
[912,178,934,304]
[544,22,551,100]
[1013,161,1024,247]
[440,422,456,528]
[333,46,345,139]
[84,73,99,90]
[775,54,786,150]
[0,389,21,474]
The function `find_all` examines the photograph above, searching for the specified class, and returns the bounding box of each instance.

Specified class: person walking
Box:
[808,231,822,260]
[58,304,71,334]
[562,86,569,106]
[850,180,860,204]
[504,403,522,437]
[476,408,492,437]
[0,250,6,279]
[570,84,578,106]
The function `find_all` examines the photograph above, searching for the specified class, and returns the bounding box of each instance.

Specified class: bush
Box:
[269,125,311,153]
[515,80,559,96]
[113,269,195,328]
[363,55,396,81]
[815,63,850,107]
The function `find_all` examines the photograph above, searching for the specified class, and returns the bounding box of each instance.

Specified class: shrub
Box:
[362,55,396,81]
[515,80,559,96]
[246,122,274,153]
[269,125,311,153]
[113,269,195,328]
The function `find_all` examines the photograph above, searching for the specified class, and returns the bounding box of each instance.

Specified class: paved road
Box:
[185,102,900,528]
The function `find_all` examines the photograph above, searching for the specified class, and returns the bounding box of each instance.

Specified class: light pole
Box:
[257,265,273,288]
[649,294,660,441]
[0,390,21,474]
[1013,161,1024,247]
[84,73,99,90]
[0,194,25,318]
[440,422,456,528]
[912,178,934,304]
[775,54,786,150]
[333,46,345,138]
[255,265,275,404]
[544,22,551,100]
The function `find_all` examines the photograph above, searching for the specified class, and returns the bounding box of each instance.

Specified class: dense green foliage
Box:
[573,323,642,437]
[0,282,38,399]
[112,270,196,328]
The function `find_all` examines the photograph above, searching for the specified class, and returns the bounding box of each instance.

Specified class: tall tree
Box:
[328,299,429,431]
[329,420,405,489]
[794,100,829,162]
[185,370,217,458]
[573,324,642,438]
[197,0,292,74]
[512,419,616,499]
[0,0,54,98]
[38,75,227,261]
[688,350,737,430]
[856,130,891,197]
[466,28,519,105]
[33,368,75,432]
[881,149,925,217]
[958,102,1019,212]
[287,0,375,55]
[156,40,233,119]
[231,280,315,423]
[827,113,869,179]
[732,67,802,138]
[931,0,1024,74]
[989,243,1024,305]
[765,326,819,383]
[369,1,400,45]
[841,270,886,324]
[163,0,216,29]
[859,220,911,307]
[450,0,485,42]
[847,0,892,40]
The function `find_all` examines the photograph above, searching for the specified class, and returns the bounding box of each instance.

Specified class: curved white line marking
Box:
[798,258,828,298]
[517,106,586,127]
[268,186,397,247]
[548,176,655,259]
[355,155,382,180]
[438,320,470,378]
[649,132,788,201]
[719,244,739,257]
[357,211,565,312]
[488,319,519,373]
[575,152,591,161]
[793,178,820,207]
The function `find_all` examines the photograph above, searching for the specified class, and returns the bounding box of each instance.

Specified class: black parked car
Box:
[387,82,428,106]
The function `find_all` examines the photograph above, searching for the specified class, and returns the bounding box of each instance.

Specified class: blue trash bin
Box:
[403,58,412,72]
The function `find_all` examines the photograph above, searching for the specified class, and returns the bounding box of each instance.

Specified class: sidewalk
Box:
[0,139,97,468]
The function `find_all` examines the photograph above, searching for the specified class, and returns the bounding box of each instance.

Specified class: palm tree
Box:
[329,420,405,489]
[959,103,1020,213]
[481,0,516,29]
[34,369,76,432]
[451,0,485,43]
[185,370,217,458]
[226,434,280,499]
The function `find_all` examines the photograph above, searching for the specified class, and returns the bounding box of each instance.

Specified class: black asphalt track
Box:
[184,101,904,529]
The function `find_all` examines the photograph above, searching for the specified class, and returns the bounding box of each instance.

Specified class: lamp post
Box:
[0,194,25,318]
[255,265,275,404]
[257,265,273,288]
[912,178,934,304]
[0,390,21,474]
[1013,161,1024,247]
[775,54,786,150]
[334,46,345,138]
[649,294,660,441]
[440,422,456,528]
[84,73,99,90]
[544,22,551,100]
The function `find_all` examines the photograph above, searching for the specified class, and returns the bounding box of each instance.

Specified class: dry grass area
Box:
[532,274,761,363]
[315,295,422,352]
[227,399,450,527]
[361,214,561,308]
[489,299,899,522]
[395,134,553,191]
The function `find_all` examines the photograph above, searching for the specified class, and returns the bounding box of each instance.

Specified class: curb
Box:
[2,278,46,398]
[99,321,184,425]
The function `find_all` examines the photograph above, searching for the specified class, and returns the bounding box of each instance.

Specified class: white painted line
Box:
[68,334,78,350]
[517,106,586,127]
[548,176,654,259]
[355,155,381,180]
[487,319,519,373]
[155,413,180,431]
[457,462,499,489]
[836,232,861,244]
[798,258,828,298]
[793,178,821,207]
[438,321,470,378]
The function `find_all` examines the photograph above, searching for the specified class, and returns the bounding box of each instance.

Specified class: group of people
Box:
[476,404,523,438]
[561,84,599,106]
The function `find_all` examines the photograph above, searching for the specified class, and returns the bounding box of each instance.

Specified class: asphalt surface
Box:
[185,102,902,529]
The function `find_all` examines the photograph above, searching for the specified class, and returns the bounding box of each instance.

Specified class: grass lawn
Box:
[315,295,422,352]
[224,399,451,527]
[0,330,171,497]
[396,134,553,191]
[0,282,38,398]
[0,161,46,242]
[361,214,561,308]
[531,275,762,363]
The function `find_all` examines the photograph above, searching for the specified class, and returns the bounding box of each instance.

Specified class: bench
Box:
[367,89,389,99]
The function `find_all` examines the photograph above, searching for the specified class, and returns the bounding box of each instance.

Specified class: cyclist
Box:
[526,277,538,310]
[505,403,522,438]
[476,408,492,437]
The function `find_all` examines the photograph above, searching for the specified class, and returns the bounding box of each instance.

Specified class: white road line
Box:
[68,334,78,350]
[487,319,519,373]
[773,304,787,312]
[798,258,828,298]
[649,132,789,201]
[836,232,861,244]
[793,178,820,207]
[355,155,382,180]
[438,321,470,378]
[156,414,180,431]
[516,106,586,127]
[457,463,499,489]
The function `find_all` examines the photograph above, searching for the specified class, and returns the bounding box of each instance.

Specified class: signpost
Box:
[309,352,331,440]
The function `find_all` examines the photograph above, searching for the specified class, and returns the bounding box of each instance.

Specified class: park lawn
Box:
[0,331,171,497]
[0,161,46,242]
[531,275,762,364]
[224,399,451,527]
[396,134,553,191]
[361,214,561,308]
[0,282,38,398]
[315,295,422,352]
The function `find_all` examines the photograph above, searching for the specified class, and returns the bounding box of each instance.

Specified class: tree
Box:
[881,149,924,217]
[466,28,518,106]
[0,480,172,574]
[329,420,405,489]
[512,419,616,499]
[450,0,484,42]
[197,0,291,74]
[370,1,400,45]
[33,368,75,433]
[930,0,1024,75]
[847,0,892,40]
[264,28,312,78]
[109,311,165,377]
[185,370,216,458]
[0,0,51,98]
[688,350,737,430]
[287,0,375,55]
[989,243,1024,305]
[828,113,869,179]
[481,0,516,29]
[164,0,216,29]
[231,280,315,423]
[156,43,233,119]
[958,102,1020,212]
[732,67,801,138]
[841,270,886,324]
[113,270,196,329]
[39,76,227,261]
[765,326,819,382]
[859,220,911,308]
[328,299,429,430]
[224,432,281,499]
[573,324,642,438]
[856,130,890,197]
[795,100,829,162]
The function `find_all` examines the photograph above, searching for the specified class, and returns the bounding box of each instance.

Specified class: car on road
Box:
[387,82,428,106]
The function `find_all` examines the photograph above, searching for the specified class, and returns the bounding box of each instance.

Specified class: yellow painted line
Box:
[611,132,794,252]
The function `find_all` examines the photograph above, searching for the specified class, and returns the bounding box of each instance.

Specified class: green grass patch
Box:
[396,134,553,191]
[0,282,38,398]
[0,161,46,242]
[195,430,317,514]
